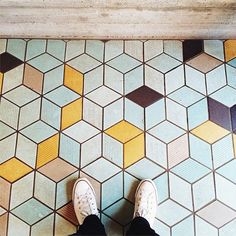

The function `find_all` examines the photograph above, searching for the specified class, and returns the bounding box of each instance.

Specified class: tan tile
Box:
[0,177,11,209]
[57,202,78,225]
[23,64,43,94]
[38,158,77,182]
[0,213,8,236]
[168,134,189,168]
[187,53,222,73]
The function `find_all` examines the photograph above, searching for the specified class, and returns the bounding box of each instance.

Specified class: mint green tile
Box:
[47,40,66,61]
[86,40,104,62]
[12,198,52,225]
[7,39,26,61]
[26,40,46,60]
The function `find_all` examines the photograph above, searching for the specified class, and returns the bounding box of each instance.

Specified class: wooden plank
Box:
[0,0,236,39]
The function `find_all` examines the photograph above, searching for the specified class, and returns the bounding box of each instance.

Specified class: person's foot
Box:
[133,179,158,227]
[72,178,98,225]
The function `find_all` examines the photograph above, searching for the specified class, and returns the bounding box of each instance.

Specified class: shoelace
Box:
[76,189,97,218]
[135,191,154,218]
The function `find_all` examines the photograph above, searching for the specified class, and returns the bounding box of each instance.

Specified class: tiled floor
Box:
[0,39,236,236]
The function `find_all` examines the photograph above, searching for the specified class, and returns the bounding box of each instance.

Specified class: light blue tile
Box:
[105,40,123,62]
[126,158,165,179]
[84,65,104,94]
[164,40,183,61]
[188,98,208,130]
[82,158,121,182]
[193,173,215,210]
[147,54,181,73]
[104,98,123,129]
[204,40,224,60]
[153,219,171,236]
[0,121,15,140]
[107,53,141,74]
[146,133,167,168]
[103,199,134,226]
[168,86,204,107]
[206,65,226,95]
[215,173,236,210]
[166,98,187,130]
[185,65,206,95]
[43,65,64,94]
[26,39,46,60]
[0,97,19,129]
[86,40,104,62]
[8,214,30,236]
[196,216,218,236]
[101,213,123,236]
[216,159,236,184]
[153,172,169,203]
[7,39,26,61]
[171,158,211,184]
[67,54,101,73]
[165,65,185,95]
[210,86,236,107]
[148,121,185,143]
[228,58,236,68]
[226,64,236,89]
[41,98,61,130]
[146,98,165,130]
[28,53,62,73]
[47,40,66,61]
[124,65,143,95]
[3,85,39,107]
[212,134,234,168]
[20,120,57,143]
[65,40,85,61]
[170,173,193,210]
[124,172,139,203]
[60,133,80,167]
[172,215,194,236]
[12,198,52,225]
[189,134,212,168]
[102,172,123,209]
[125,98,144,130]
[56,172,79,209]
[220,219,236,236]
[0,133,16,164]
[44,86,80,107]
[158,200,191,226]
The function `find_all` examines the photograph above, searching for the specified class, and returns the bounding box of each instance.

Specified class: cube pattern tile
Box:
[0,39,236,236]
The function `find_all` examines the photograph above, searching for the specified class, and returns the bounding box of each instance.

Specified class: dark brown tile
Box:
[57,202,78,225]
[0,52,23,73]
[126,85,163,108]
[183,40,203,62]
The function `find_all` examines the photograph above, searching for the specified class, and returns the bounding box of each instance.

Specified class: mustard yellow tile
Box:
[191,121,230,144]
[0,157,32,182]
[225,40,236,62]
[124,133,144,168]
[105,120,143,143]
[61,98,82,130]
[0,73,3,94]
[37,133,59,168]
[64,65,83,95]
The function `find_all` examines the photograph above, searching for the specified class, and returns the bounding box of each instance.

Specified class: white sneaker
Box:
[133,179,158,227]
[72,178,99,225]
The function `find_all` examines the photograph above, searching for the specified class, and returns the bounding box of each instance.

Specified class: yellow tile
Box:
[225,40,236,62]
[124,133,144,168]
[233,134,236,157]
[105,120,143,143]
[191,121,230,144]
[61,98,82,130]
[37,133,59,168]
[0,73,3,94]
[64,65,83,95]
[0,157,32,182]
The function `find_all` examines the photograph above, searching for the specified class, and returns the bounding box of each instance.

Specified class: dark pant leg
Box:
[126,217,159,236]
[70,215,107,236]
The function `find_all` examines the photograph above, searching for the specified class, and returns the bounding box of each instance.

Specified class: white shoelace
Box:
[76,189,97,219]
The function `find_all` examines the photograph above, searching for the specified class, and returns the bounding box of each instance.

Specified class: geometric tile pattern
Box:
[0,39,236,236]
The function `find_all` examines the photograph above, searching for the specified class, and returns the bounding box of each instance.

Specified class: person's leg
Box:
[126,179,159,236]
[71,178,107,236]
